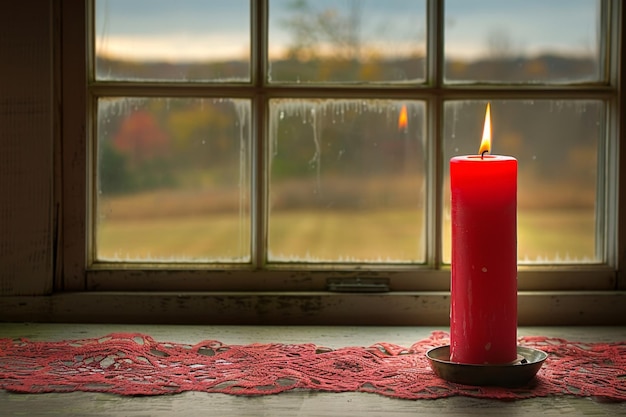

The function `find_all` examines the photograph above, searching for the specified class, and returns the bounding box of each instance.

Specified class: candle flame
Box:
[398,105,408,131]
[478,103,491,157]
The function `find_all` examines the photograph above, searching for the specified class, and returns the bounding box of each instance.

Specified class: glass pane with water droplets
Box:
[94,0,250,82]
[96,97,251,262]
[268,99,427,263]
[445,0,602,84]
[443,100,603,264]
[268,0,427,83]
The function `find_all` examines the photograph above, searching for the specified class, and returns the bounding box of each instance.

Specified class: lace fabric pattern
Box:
[1,331,624,400]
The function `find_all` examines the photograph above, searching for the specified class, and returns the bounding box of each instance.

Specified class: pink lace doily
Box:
[1,331,625,400]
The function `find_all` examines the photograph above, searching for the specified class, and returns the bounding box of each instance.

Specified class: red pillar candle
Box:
[449,104,518,365]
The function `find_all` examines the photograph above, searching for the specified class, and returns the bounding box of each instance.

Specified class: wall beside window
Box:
[1,0,626,325]
[0,1,54,296]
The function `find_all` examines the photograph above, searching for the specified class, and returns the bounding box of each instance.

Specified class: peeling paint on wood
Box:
[1,292,625,325]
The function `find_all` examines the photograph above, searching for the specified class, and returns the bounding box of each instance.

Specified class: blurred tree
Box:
[275,0,425,82]
[108,109,177,192]
[282,0,362,61]
[99,140,132,194]
[113,110,170,166]
[279,0,383,82]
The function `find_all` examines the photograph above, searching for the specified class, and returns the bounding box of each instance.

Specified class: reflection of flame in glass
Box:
[398,105,408,131]
[479,103,491,156]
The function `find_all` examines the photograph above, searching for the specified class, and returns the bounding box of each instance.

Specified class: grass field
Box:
[97,208,596,264]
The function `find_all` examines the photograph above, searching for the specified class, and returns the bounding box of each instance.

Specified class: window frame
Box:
[59,0,623,301]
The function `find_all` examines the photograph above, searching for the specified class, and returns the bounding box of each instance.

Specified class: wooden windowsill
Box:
[1,290,625,325]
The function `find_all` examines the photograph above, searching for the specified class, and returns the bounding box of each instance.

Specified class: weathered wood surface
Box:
[0,0,54,296]
[0,324,625,416]
[3,291,626,325]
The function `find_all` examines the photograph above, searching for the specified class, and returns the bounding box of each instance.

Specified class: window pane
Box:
[445,0,601,83]
[268,0,427,83]
[94,0,250,82]
[96,97,251,262]
[268,99,426,263]
[442,100,603,264]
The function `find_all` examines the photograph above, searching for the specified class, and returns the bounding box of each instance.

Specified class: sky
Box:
[95,0,600,62]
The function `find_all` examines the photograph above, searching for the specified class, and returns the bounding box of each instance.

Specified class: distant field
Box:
[442,208,596,264]
[97,208,596,264]
[517,209,597,263]
[97,214,250,262]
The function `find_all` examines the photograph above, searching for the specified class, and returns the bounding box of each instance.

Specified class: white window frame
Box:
[56,0,626,324]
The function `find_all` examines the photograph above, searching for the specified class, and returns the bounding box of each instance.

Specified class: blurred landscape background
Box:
[95,0,602,264]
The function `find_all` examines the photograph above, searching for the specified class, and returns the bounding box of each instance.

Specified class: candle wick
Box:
[481,150,488,159]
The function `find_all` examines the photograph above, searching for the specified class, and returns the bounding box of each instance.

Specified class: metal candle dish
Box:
[426,345,547,387]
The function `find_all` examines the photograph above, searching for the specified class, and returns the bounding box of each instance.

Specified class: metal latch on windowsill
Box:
[326,277,390,292]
